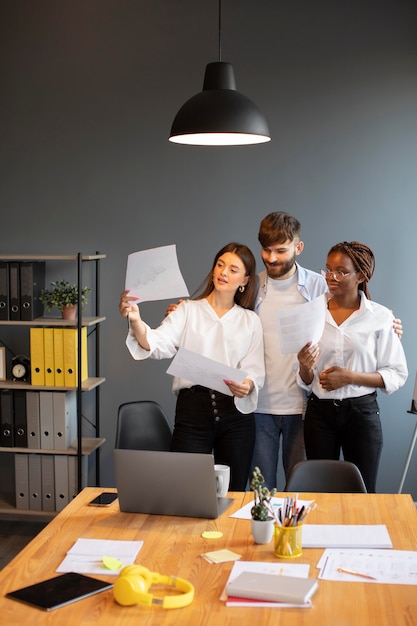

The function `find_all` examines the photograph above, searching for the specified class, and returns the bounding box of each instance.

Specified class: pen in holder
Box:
[274,524,303,558]
[272,495,316,558]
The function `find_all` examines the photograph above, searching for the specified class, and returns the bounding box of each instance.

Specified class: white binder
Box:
[53,391,77,450]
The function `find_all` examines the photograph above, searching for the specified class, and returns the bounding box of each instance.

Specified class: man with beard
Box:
[249,212,327,489]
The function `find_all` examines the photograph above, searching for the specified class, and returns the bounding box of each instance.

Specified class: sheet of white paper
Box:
[317,548,417,584]
[302,524,392,548]
[223,560,312,607]
[277,295,326,354]
[125,244,189,303]
[56,537,143,576]
[166,347,247,396]
[230,497,314,520]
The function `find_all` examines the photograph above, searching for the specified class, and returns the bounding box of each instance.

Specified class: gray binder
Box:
[15,453,29,509]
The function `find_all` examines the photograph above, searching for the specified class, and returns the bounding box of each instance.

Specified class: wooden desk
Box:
[1,488,417,625]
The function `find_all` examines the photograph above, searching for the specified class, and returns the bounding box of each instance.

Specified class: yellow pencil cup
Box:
[274,524,303,558]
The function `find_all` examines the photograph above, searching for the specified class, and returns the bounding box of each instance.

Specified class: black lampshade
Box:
[169,62,271,146]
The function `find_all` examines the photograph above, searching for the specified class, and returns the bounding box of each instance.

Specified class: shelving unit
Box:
[0,253,106,519]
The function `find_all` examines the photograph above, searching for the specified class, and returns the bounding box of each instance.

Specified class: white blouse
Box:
[297,292,408,400]
[126,299,265,414]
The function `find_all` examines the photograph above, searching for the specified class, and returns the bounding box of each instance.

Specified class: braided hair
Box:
[328,241,375,299]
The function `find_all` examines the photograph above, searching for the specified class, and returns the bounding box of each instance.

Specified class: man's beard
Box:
[263,253,296,279]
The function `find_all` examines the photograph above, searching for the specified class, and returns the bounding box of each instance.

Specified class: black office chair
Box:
[115,401,173,451]
[284,460,367,493]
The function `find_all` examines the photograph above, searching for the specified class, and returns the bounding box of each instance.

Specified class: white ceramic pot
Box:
[251,517,275,544]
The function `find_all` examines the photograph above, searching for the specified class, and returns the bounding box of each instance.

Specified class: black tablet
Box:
[6,572,113,611]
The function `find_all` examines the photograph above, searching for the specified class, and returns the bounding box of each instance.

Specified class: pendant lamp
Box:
[168,0,271,146]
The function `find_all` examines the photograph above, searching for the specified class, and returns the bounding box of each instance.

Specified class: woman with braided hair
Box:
[296,241,408,492]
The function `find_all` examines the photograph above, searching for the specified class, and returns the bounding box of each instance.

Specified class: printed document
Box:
[317,548,417,584]
[166,347,247,396]
[277,295,326,354]
[125,244,189,303]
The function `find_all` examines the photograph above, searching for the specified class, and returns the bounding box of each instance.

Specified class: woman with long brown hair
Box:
[119,242,265,490]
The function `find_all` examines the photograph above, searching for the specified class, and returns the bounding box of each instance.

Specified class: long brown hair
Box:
[193,242,257,310]
[328,241,375,298]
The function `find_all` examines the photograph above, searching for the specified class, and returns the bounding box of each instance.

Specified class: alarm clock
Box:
[11,355,31,382]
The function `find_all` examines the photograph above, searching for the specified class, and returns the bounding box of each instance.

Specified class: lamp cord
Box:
[218,0,222,61]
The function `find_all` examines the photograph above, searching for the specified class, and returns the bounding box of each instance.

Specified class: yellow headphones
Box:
[113,565,194,609]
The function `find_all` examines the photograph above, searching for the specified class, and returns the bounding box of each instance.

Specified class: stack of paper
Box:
[317,548,417,584]
[56,538,143,576]
[302,524,392,548]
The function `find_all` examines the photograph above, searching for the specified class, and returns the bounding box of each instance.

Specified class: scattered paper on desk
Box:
[317,548,417,584]
[302,524,392,548]
[230,497,314,520]
[222,561,312,608]
[56,538,143,576]
[125,244,189,302]
[202,549,241,564]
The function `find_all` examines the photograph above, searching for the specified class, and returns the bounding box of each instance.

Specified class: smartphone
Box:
[88,492,118,506]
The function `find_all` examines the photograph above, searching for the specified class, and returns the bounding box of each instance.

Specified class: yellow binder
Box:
[43,327,55,386]
[53,328,65,387]
[30,327,45,386]
[63,327,88,387]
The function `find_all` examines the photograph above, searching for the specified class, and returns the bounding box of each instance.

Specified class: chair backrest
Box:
[115,401,173,451]
[284,460,367,493]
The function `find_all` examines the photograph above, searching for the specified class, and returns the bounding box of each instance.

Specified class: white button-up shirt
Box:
[297,292,408,400]
[126,299,265,414]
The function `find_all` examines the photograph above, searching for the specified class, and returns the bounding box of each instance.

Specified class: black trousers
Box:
[171,386,255,491]
[304,392,382,493]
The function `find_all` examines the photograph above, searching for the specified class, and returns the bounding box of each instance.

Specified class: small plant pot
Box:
[61,305,77,320]
[251,517,275,544]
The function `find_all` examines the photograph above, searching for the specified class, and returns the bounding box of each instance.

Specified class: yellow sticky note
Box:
[202,531,223,539]
[102,555,122,570]
[202,549,241,564]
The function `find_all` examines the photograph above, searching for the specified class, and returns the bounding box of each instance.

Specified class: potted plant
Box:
[250,466,277,544]
[39,280,92,319]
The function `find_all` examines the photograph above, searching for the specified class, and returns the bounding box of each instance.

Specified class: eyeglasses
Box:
[320,268,357,281]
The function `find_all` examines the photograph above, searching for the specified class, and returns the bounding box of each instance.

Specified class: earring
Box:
[239,285,245,293]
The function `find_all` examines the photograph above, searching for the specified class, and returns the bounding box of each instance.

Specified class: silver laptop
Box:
[113,449,234,519]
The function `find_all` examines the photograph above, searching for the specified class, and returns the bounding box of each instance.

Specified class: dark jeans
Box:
[304,392,383,492]
[251,413,306,489]
[171,386,255,491]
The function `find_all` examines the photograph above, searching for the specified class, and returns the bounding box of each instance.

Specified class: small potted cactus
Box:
[250,466,277,544]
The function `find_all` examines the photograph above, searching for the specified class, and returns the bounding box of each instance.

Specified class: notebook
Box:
[226,572,318,605]
[113,449,234,519]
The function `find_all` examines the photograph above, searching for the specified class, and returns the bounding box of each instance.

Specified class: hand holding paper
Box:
[166,347,247,396]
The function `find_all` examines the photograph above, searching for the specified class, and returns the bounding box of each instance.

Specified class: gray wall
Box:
[1,0,417,496]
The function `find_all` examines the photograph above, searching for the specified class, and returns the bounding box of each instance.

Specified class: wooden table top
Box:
[0,488,416,625]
